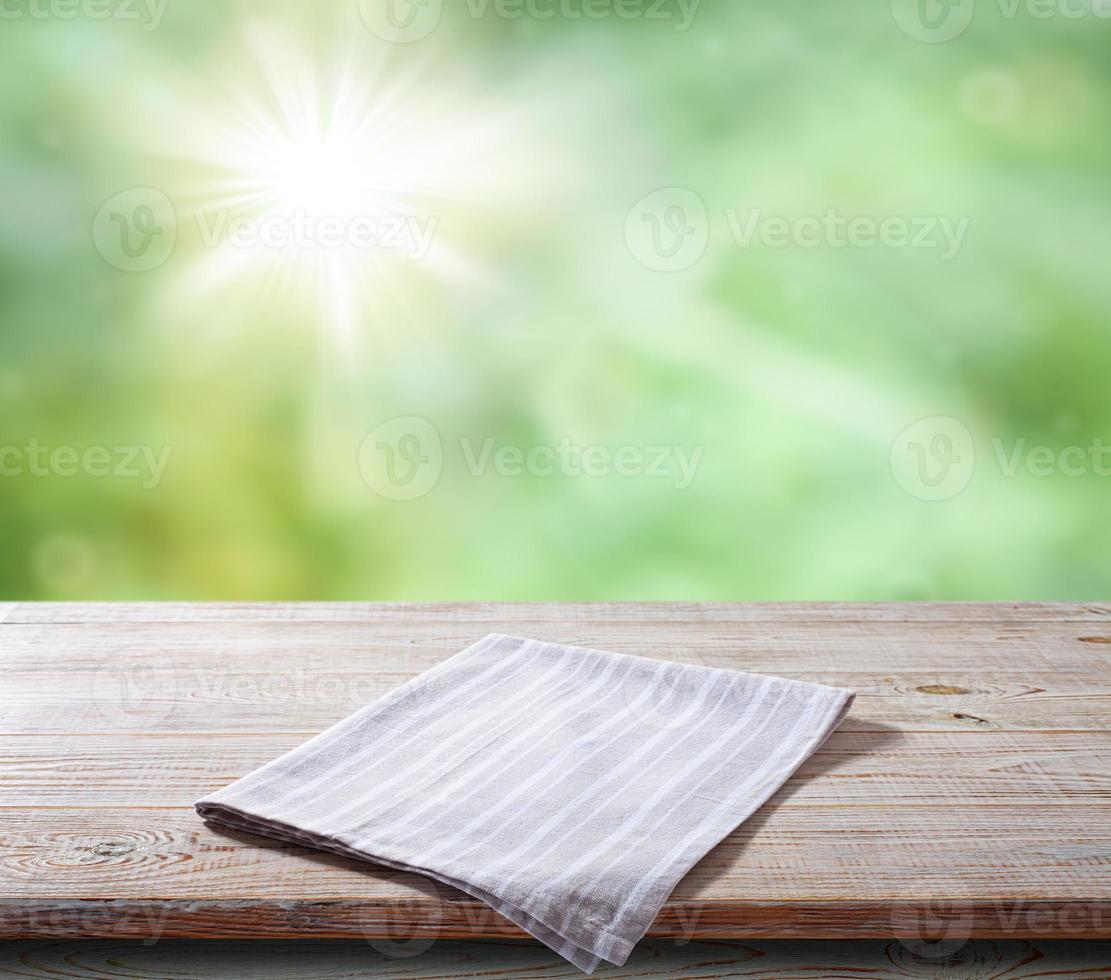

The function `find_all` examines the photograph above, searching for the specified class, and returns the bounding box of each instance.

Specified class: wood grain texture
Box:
[1,603,1109,943]
[5,662,1111,732]
[3,613,1110,734]
[4,732,1111,806]
[2,807,1109,908]
[3,939,1111,979]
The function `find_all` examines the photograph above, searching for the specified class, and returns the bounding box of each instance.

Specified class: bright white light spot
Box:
[269,137,367,219]
[150,25,565,359]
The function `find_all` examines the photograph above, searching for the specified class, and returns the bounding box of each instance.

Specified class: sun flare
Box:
[268,136,365,218]
[149,26,540,357]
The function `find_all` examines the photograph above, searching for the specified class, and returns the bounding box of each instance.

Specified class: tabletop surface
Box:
[2,601,1109,942]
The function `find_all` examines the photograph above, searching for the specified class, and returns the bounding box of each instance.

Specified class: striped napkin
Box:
[196,634,853,973]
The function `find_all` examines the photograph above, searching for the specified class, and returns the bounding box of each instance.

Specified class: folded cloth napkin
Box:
[196,634,854,973]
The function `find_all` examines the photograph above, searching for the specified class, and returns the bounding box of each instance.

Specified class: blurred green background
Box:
[1,0,1109,600]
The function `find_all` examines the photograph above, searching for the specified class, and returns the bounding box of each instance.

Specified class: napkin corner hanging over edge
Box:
[196,633,855,974]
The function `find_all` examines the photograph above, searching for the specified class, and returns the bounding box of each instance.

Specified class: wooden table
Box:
[2,602,1109,947]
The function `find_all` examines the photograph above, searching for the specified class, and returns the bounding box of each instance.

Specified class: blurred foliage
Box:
[1,0,1109,599]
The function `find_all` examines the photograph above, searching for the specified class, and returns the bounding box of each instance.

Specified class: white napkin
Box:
[196,633,854,973]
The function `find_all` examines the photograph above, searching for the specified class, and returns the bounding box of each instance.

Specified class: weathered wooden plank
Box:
[6,898,1108,942]
[2,614,1108,735]
[3,669,1109,733]
[3,938,1110,979]
[4,601,1109,625]
[3,732,1109,806]
[2,602,1108,946]
[4,619,1106,668]
[2,807,1108,913]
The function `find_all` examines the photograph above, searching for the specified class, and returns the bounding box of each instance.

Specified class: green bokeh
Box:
[1,0,1109,599]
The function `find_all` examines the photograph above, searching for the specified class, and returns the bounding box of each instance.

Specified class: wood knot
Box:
[1078,636,1111,644]
[951,711,994,728]
[916,684,970,696]
[89,840,136,858]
